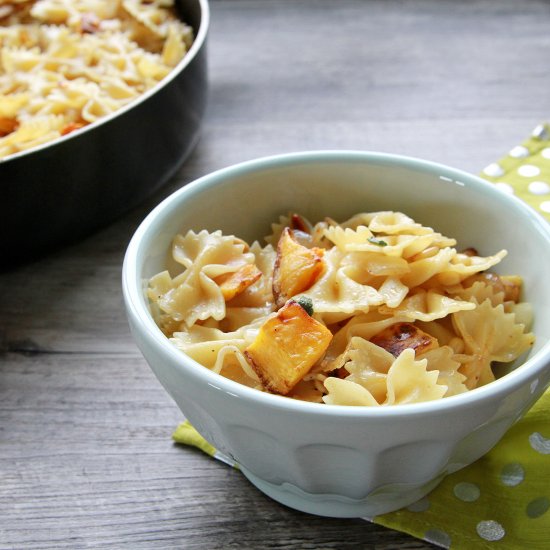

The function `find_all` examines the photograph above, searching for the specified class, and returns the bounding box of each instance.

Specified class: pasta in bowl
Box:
[123,151,550,517]
[147,211,535,406]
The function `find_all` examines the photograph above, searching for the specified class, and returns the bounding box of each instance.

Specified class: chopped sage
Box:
[368,236,388,247]
[296,296,314,316]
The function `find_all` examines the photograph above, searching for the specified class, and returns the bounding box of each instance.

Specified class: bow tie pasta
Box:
[0,0,193,159]
[148,211,535,406]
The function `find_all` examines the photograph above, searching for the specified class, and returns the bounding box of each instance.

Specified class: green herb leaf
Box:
[368,236,388,247]
[296,296,314,316]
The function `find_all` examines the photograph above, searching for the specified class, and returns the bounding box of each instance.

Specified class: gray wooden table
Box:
[1,0,549,548]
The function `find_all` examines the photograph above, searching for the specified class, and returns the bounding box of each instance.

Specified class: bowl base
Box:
[240,465,445,518]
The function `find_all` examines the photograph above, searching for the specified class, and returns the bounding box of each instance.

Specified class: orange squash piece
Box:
[214,264,262,301]
[272,227,325,308]
[0,117,18,137]
[370,322,438,358]
[464,272,523,303]
[244,300,332,395]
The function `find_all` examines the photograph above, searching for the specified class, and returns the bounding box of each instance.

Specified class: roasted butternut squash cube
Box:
[273,228,325,308]
[0,117,18,137]
[370,322,438,358]
[289,213,311,233]
[500,275,523,303]
[214,264,262,301]
[464,272,523,303]
[244,300,332,395]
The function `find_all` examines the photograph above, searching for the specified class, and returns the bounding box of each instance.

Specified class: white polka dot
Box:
[528,181,550,195]
[509,145,530,158]
[541,147,550,160]
[532,124,549,140]
[494,182,515,194]
[407,497,430,512]
[527,497,550,519]
[518,164,541,177]
[540,201,550,213]
[529,432,550,454]
[454,482,481,502]
[483,163,504,177]
[476,520,506,541]
[500,463,525,486]
[425,529,451,547]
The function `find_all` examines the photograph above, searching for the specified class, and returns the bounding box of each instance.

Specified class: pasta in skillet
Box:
[147,211,535,406]
[0,0,193,159]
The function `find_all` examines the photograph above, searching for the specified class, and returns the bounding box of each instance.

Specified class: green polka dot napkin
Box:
[374,389,550,548]
[481,123,550,222]
[172,125,550,549]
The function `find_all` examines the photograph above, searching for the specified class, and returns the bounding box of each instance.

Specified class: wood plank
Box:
[0,354,429,549]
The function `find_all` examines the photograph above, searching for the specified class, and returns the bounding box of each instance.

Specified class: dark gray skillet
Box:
[0,0,209,270]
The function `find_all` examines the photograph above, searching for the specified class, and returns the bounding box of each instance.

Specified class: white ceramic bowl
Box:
[122,151,550,517]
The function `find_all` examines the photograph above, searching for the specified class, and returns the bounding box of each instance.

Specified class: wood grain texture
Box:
[1,0,549,547]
